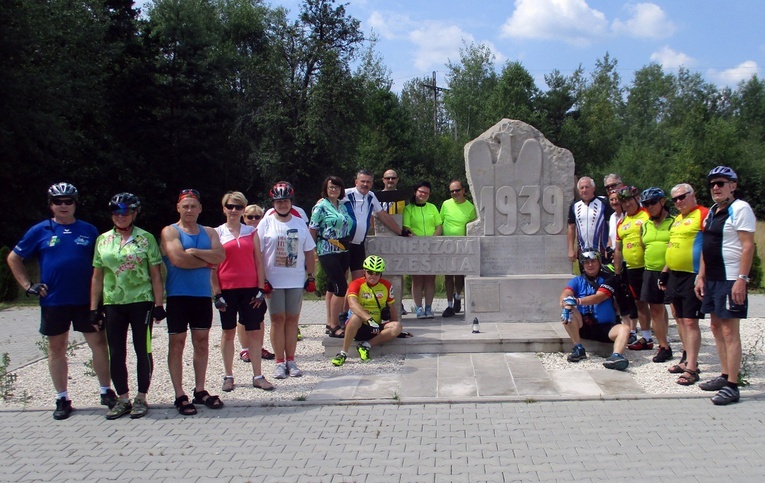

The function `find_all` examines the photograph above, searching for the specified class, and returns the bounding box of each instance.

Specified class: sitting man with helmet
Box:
[331,255,410,366]
[560,248,632,370]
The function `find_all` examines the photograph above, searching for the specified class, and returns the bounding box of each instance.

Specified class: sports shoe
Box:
[627,332,637,345]
[130,398,148,419]
[603,353,629,371]
[567,345,587,362]
[286,360,303,377]
[53,398,72,420]
[332,352,347,367]
[274,362,289,379]
[357,344,371,362]
[261,348,275,360]
[106,399,132,420]
[711,386,740,406]
[442,306,455,318]
[652,346,673,363]
[453,297,461,313]
[628,337,654,350]
[416,306,426,319]
[222,376,235,392]
[240,350,251,363]
[699,375,728,392]
[297,328,303,341]
[252,376,274,391]
[424,306,434,318]
[401,304,408,315]
[100,389,118,409]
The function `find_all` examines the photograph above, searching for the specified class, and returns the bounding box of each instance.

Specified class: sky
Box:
[139,0,765,93]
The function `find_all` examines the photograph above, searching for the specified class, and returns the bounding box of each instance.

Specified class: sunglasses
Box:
[225,204,244,210]
[112,208,134,216]
[605,183,620,191]
[642,199,661,207]
[178,188,200,201]
[245,215,262,220]
[51,199,75,206]
[709,180,729,189]
[384,176,398,180]
[365,270,383,276]
[450,188,463,194]
[671,192,690,202]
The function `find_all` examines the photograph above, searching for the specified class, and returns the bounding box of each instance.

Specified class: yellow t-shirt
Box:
[616,208,650,268]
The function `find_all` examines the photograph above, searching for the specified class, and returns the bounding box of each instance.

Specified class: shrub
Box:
[0,247,18,302]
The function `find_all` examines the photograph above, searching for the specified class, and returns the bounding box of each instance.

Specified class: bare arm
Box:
[434,224,443,237]
[150,264,164,307]
[732,230,755,305]
[567,224,576,261]
[253,235,266,288]
[6,251,45,296]
[187,226,225,265]
[304,250,316,276]
[347,295,371,321]
[613,240,624,274]
[90,267,104,310]
[161,226,207,269]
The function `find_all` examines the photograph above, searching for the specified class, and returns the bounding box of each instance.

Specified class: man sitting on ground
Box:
[561,248,631,370]
[332,255,409,366]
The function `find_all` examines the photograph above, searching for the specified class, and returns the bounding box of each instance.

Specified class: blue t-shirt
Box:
[565,271,617,324]
[13,219,99,307]
[163,224,213,297]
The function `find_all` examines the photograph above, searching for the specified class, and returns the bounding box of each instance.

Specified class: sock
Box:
[254,375,264,380]
[340,351,347,357]
[100,386,111,395]
[286,356,295,362]
[361,341,372,349]
[241,347,249,352]
[57,391,69,401]
[276,359,285,364]
[454,293,461,300]
[727,381,739,389]
[448,301,454,308]
[630,330,636,335]
[721,373,729,380]
[225,375,233,379]
[642,330,651,340]
[574,343,584,350]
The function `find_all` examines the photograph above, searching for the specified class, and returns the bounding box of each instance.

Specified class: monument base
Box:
[465,274,571,322]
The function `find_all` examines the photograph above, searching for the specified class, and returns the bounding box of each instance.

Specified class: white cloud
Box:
[409,22,475,71]
[708,61,761,86]
[500,0,608,47]
[650,46,696,69]
[612,3,675,39]
[367,11,410,40]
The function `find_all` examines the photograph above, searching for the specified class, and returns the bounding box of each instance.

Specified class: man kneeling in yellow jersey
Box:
[331,255,411,366]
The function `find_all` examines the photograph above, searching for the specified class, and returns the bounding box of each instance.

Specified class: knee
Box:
[346,315,362,330]
[221,328,236,341]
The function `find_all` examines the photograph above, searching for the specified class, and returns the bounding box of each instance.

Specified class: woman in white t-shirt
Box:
[258,182,316,380]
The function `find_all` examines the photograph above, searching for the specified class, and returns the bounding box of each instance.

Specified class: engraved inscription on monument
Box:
[365,237,480,276]
[469,283,500,313]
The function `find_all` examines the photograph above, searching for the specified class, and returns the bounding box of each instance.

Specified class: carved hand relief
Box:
[465,120,574,237]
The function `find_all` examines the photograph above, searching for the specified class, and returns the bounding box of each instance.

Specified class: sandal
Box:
[325,325,332,335]
[327,325,345,338]
[174,395,197,416]
[192,389,224,409]
[677,368,700,386]
[397,331,414,338]
[669,362,701,374]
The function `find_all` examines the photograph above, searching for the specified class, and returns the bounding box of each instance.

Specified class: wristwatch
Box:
[738,274,751,283]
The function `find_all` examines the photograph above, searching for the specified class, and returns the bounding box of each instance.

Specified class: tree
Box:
[443,42,497,141]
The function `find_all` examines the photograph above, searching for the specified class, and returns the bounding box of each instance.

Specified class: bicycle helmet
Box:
[640,187,665,204]
[707,166,737,181]
[616,186,639,201]
[109,193,141,212]
[362,255,386,273]
[579,248,601,262]
[270,182,294,200]
[48,182,79,202]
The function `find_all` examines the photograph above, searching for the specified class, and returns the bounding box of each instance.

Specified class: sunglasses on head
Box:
[51,199,75,206]
[709,180,729,189]
[671,192,690,202]
[178,188,200,201]
[225,204,244,210]
[245,215,262,220]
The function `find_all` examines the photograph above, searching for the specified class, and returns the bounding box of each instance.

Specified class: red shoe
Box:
[261,348,275,360]
[239,350,251,363]
[628,337,654,350]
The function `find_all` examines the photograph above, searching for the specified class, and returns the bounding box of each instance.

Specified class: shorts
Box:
[218,287,267,331]
[40,305,94,337]
[625,267,644,301]
[267,288,303,316]
[701,280,748,319]
[354,321,385,342]
[166,296,213,334]
[319,252,350,296]
[579,322,616,343]
[667,271,704,319]
[641,270,667,304]
[349,243,366,272]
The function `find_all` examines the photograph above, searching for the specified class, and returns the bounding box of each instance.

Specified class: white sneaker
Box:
[286,360,303,377]
[273,362,288,379]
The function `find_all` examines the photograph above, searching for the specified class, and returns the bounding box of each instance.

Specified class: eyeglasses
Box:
[642,199,661,207]
[709,180,729,189]
[327,185,341,191]
[416,190,430,196]
[450,188,463,194]
[51,199,75,206]
[225,204,244,210]
[671,192,690,202]
[384,176,398,180]
[365,270,382,276]
[245,215,262,220]
[178,188,200,201]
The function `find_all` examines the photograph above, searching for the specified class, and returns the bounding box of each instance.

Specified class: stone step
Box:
[321,316,614,358]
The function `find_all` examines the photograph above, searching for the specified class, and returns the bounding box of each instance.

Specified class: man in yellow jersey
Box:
[613,186,652,350]
[662,183,708,385]
[440,179,477,317]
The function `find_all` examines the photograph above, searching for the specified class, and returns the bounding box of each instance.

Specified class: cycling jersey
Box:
[403,202,441,236]
[440,198,477,236]
[665,206,708,273]
[641,215,674,271]
[616,208,650,268]
[702,199,756,281]
[347,277,394,323]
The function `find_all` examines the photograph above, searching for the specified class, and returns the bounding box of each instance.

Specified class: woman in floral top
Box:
[91,193,165,420]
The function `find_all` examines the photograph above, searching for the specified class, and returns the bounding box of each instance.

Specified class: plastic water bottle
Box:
[472,317,480,334]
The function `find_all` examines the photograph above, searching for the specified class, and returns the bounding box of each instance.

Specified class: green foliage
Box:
[1,353,17,400]
[0,247,18,302]
[750,244,763,290]
[738,324,764,387]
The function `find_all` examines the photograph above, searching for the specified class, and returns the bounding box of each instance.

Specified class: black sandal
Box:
[192,388,224,409]
[327,326,345,338]
[174,395,197,416]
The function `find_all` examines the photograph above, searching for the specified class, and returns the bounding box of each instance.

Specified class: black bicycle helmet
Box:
[270,182,294,200]
[707,166,737,181]
[616,186,639,201]
[48,182,79,202]
[109,193,141,212]
[640,187,664,204]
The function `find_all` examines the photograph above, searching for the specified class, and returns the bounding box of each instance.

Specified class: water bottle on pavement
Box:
[472,317,480,334]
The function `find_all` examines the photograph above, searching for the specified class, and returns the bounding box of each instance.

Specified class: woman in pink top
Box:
[211,192,274,391]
